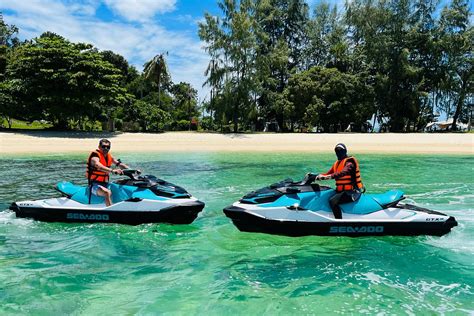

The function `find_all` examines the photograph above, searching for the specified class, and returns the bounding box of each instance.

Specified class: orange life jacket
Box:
[86,149,112,183]
[332,156,363,192]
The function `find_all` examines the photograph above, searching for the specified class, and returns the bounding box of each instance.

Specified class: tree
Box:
[304,1,339,68]
[101,50,131,85]
[346,0,425,131]
[254,0,309,130]
[7,33,127,129]
[199,0,259,132]
[125,99,170,132]
[408,0,443,130]
[143,53,171,109]
[283,66,374,132]
[438,0,473,130]
[171,82,199,129]
[0,13,20,127]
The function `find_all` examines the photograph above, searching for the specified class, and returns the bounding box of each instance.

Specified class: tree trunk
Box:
[107,118,115,132]
[4,116,13,129]
[233,102,238,133]
[276,112,284,133]
[451,78,467,131]
[56,116,68,130]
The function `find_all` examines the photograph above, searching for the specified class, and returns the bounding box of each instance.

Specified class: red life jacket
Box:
[332,156,364,192]
[86,149,112,183]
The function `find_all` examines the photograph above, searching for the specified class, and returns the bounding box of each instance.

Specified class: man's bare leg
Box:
[96,186,112,207]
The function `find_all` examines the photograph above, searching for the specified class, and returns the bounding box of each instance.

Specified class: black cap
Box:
[335,143,347,160]
[335,143,347,151]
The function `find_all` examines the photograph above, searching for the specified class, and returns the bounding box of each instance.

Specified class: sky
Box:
[0,0,335,102]
[0,0,225,102]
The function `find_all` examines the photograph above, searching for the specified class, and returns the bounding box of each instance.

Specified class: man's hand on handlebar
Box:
[316,174,331,181]
[112,169,124,175]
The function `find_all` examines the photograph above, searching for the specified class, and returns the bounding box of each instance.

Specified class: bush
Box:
[115,118,123,130]
[200,117,217,131]
[175,119,190,131]
[122,121,141,132]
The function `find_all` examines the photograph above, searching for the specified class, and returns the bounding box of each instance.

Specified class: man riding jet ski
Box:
[10,169,205,225]
[223,144,457,237]
[315,143,364,220]
[86,139,130,207]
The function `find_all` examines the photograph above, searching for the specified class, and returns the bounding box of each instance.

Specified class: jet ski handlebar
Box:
[300,173,318,185]
[122,169,142,180]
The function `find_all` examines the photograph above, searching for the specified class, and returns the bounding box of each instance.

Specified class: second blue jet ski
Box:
[223,175,457,237]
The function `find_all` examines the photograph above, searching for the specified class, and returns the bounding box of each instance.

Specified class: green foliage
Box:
[1,0,472,133]
[0,118,52,129]
[438,0,473,130]
[124,99,171,132]
[200,0,260,132]
[175,119,191,131]
[198,0,472,132]
[5,33,128,129]
[0,15,200,132]
[171,82,199,123]
[284,67,374,131]
[200,116,217,131]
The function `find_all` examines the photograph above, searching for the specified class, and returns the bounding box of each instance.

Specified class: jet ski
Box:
[223,174,457,237]
[10,169,205,225]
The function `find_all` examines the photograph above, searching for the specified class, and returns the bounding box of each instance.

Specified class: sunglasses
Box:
[101,145,111,149]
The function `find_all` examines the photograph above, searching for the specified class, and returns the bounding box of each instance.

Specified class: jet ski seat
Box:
[340,190,405,215]
[56,181,115,204]
[56,181,169,205]
[56,181,82,197]
[56,181,106,204]
[369,190,405,208]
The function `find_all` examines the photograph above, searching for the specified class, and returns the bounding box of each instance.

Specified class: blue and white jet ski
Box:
[223,175,457,237]
[10,170,204,225]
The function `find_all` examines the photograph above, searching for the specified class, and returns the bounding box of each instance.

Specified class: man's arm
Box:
[322,165,335,176]
[91,157,122,174]
[112,157,130,169]
[330,162,355,179]
[316,166,335,180]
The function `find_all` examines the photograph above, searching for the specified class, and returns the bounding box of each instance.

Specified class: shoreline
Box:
[0,131,473,155]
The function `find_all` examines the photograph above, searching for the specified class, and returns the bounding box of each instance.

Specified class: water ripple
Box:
[0,153,472,314]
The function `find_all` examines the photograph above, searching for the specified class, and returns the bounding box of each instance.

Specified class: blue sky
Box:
[0,0,334,101]
[0,0,459,103]
[0,0,227,101]
[0,0,462,101]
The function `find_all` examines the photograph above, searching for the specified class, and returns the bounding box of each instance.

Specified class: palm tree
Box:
[143,53,169,108]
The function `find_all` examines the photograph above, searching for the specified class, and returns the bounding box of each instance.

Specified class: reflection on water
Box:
[0,152,472,314]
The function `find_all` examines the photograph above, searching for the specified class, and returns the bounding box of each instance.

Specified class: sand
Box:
[0,131,472,155]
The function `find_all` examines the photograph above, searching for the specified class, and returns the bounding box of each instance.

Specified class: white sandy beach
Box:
[0,131,472,155]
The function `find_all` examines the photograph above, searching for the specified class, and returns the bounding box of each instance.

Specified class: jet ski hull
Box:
[224,205,457,237]
[224,177,458,237]
[11,172,205,225]
[11,200,205,225]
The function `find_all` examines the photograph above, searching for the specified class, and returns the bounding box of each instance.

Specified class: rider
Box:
[316,143,364,219]
[86,139,129,206]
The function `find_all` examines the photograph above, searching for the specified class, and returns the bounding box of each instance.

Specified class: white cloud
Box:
[103,0,176,22]
[67,0,101,16]
[1,0,209,101]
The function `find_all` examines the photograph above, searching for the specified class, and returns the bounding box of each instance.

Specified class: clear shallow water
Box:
[0,152,472,315]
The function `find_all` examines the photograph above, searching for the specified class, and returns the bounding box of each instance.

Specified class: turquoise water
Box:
[0,152,473,314]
